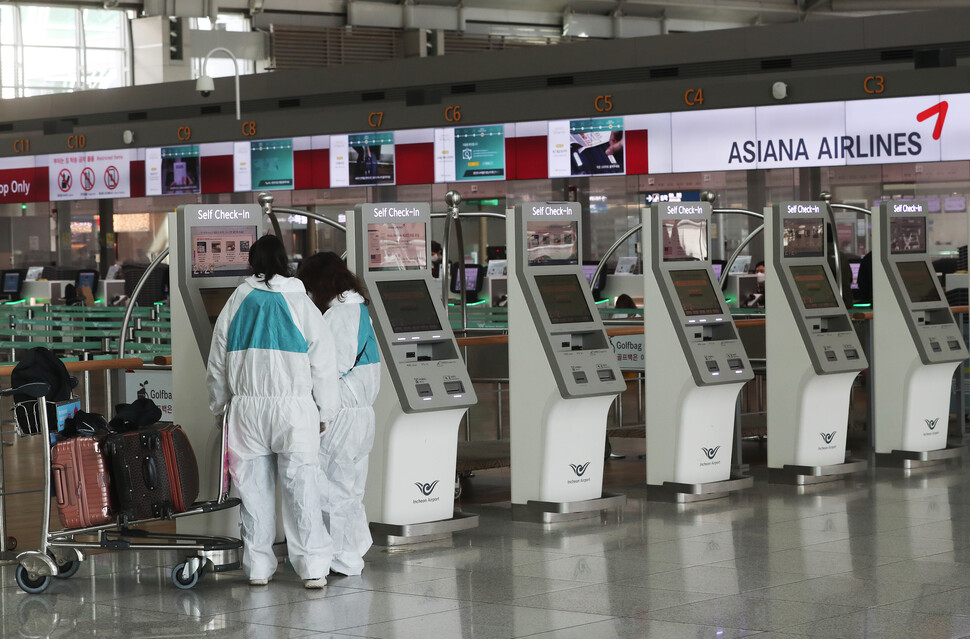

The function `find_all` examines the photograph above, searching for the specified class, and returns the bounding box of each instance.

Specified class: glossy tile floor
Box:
[8,453,970,639]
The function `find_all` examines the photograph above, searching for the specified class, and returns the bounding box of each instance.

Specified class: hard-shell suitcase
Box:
[106,424,200,524]
[51,437,114,529]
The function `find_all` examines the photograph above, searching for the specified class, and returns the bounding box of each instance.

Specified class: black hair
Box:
[614,293,637,309]
[297,251,370,312]
[431,241,443,254]
[248,234,291,285]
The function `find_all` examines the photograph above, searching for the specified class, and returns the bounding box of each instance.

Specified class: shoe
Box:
[304,577,327,589]
[249,577,271,586]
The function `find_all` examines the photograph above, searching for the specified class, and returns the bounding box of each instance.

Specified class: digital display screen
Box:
[450,265,480,294]
[349,132,395,186]
[790,264,839,309]
[581,263,605,290]
[548,117,625,178]
[670,269,722,316]
[191,226,257,278]
[783,218,824,258]
[435,125,506,182]
[2,272,20,294]
[527,221,578,266]
[712,262,724,281]
[897,260,941,303]
[535,274,594,324]
[663,219,708,261]
[849,261,861,290]
[376,280,442,333]
[161,145,200,195]
[250,139,294,190]
[890,216,926,254]
[367,223,427,271]
[76,272,97,291]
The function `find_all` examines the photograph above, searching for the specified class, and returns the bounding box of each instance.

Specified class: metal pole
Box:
[720,225,765,289]
[441,205,453,307]
[592,224,641,301]
[258,192,283,239]
[118,247,169,359]
[496,381,503,440]
[819,193,844,302]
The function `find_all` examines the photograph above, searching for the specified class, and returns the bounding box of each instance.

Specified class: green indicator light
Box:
[594,298,610,305]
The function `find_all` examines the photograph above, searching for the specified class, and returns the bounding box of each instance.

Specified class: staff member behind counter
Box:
[207,235,340,589]
[299,252,381,576]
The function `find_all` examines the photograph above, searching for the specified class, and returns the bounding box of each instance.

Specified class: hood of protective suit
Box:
[331,290,366,308]
[245,274,306,294]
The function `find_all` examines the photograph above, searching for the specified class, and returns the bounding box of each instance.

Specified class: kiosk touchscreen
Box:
[170,204,263,534]
[348,203,478,543]
[507,203,625,522]
[642,202,754,501]
[765,202,868,484]
[872,201,967,466]
[1,270,24,302]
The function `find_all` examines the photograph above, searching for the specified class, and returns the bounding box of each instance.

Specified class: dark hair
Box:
[431,241,443,255]
[297,251,369,312]
[248,234,291,285]
[614,293,637,310]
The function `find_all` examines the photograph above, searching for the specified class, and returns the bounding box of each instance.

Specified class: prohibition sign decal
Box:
[80,167,96,192]
[57,169,72,192]
[104,165,119,190]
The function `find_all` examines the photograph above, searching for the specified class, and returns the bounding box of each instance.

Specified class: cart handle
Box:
[0,382,51,398]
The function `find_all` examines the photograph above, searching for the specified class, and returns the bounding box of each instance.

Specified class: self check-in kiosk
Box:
[872,201,967,467]
[507,202,626,522]
[642,202,754,501]
[347,203,479,543]
[765,202,868,484]
[171,204,264,534]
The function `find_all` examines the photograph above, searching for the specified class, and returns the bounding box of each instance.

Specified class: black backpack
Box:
[11,347,76,404]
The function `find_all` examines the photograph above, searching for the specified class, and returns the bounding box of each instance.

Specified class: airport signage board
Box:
[0,157,43,204]
[48,149,133,201]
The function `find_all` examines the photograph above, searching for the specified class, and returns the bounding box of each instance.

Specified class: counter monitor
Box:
[662,219,708,261]
[783,218,824,258]
[581,262,606,291]
[790,264,839,309]
[669,269,722,316]
[535,274,594,324]
[191,225,257,278]
[890,216,926,254]
[376,280,443,333]
[526,221,578,265]
[1,271,21,297]
[76,270,98,293]
[367,222,427,271]
[896,260,941,303]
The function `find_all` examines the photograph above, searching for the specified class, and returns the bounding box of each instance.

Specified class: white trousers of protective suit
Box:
[319,405,375,575]
[232,450,332,580]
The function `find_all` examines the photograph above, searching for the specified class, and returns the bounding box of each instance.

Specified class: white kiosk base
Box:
[766,265,867,486]
[365,365,479,546]
[508,294,625,523]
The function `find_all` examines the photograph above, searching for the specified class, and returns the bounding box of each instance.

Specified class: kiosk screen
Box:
[2,272,20,294]
[191,226,256,278]
[535,274,593,324]
[890,216,926,254]
[897,260,941,303]
[527,222,578,265]
[783,218,824,258]
[662,219,708,261]
[376,280,442,333]
[670,269,722,316]
[367,223,427,271]
[200,288,236,328]
[790,265,839,309]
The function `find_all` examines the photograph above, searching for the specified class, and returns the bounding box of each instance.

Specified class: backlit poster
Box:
[146,145,201,196]
[548,117,625,178]
[434,124,505,182]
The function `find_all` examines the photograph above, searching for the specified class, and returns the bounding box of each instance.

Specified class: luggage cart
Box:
[0,381,242,594]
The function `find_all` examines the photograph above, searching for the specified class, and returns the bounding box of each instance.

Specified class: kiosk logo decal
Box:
[701,446,720,460]
[569,462,591,477]
[414,480,440,497]
[820,432,837,445]
[925,418,939,431]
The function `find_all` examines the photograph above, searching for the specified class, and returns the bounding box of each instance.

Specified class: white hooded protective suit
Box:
[319,290,380,576]
[207,275,340,581]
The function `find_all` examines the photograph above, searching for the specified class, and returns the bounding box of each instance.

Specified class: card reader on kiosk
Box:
[348,203,479,543]
[170,204,264,535]
[642,202,754,501]
[507,202,626,522]
[765,202,868,484]
[872,200,967,467]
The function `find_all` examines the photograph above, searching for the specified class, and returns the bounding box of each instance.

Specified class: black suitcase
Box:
[105,425,198,524]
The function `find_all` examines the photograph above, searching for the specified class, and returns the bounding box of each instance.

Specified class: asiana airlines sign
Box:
[664,94,968,173]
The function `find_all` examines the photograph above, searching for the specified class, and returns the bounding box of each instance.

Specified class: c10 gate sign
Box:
[666,94,967,173]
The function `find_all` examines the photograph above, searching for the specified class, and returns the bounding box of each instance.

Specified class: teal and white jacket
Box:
[206,275,340,460]
[324,290,381,410]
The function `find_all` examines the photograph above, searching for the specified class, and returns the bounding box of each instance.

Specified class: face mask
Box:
[756,272,766,285]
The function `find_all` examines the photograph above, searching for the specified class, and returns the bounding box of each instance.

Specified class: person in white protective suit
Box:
[298,252,381,576]
[206,235,340,589]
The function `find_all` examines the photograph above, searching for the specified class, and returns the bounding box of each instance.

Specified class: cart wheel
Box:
[7,536,17,550]
[15,565,51,594]
[54,560,81,579]
[172,563,200,590]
